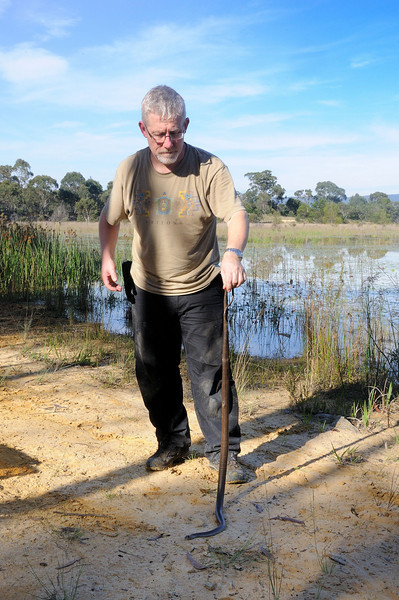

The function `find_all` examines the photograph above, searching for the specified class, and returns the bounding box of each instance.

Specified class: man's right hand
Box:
[101,257,122,292]
[99,209,122,292]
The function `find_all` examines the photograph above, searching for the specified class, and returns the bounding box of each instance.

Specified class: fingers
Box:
[221,256,246,292]
[223,271,246,291]
[105,275,122,292]
[224,270,246,290]
[101,260,122,292]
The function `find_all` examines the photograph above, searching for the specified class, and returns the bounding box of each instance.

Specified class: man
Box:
[99,85,249,483]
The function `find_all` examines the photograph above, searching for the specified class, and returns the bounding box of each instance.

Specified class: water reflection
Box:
[90,243,399,359]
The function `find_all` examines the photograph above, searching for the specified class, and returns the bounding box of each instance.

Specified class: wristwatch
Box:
[224,247,243,260]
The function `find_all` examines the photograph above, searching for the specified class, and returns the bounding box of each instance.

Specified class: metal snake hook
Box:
[185,289,234,540]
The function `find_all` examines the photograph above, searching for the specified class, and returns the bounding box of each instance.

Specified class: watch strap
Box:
[224,247,243,260]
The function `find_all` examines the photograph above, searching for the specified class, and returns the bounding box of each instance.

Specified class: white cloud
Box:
[0,44,68,84]
[16,70,173,111]
[0,31,265,112]
[0,16,282,112]
[34,15,79,40]
[79,17,249,72]
[22,1,79,40]
[350,57,372,69]
[128,17,250,64]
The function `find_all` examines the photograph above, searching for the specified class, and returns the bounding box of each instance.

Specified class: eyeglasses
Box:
[146,128,185,144]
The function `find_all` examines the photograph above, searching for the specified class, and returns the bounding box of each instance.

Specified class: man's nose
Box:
[162,135,174,148]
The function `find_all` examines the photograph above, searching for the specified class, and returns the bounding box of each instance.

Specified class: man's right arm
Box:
[99,207,122,292]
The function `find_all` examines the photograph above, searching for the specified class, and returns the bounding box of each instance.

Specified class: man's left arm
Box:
[220,210,249,292]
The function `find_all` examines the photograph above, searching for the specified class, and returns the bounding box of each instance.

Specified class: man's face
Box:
[139,113,189,168]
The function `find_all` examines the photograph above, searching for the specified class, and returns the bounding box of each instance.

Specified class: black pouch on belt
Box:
[122,260,136,304]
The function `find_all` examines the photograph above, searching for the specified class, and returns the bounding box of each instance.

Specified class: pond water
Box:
[91,241,399,359]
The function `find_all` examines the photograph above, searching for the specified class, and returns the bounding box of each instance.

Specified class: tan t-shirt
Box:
[105,144,245,295]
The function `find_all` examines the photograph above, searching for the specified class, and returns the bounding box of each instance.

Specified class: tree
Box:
[346,194,368,221]
[369,191,391,211]
[84,178,103,216]
[369,191,390,204]
[366,192,393,224]
[390,201,399,223]
[367,204,391,224]
[60,171,86,193]
[57,188,77,220]
[59,172,103,220]
[100,181,113,207]
[242,170,285,220]
[12,159,33,188]
[281,196,301,216]
[290,189,314,218]
[315,181,346,204]
[51,202,70,222]
[322,201,343,224]
[308,196,327,222]
[296,202,310,221]
[0,180,22,218]
[0,164,14,183]
[75,196,100,222]
[84,178,103,199]
[25,175,59,219]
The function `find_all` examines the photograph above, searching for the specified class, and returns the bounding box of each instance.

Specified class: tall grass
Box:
[286,270,399,416]
[218,221,399,246]
[0,218,101,298]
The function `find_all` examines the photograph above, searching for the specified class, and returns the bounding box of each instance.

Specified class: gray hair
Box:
[141,85,186,125]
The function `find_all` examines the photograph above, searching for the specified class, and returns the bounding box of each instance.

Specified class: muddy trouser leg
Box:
[178,275,241,457]
[131,287,191,448]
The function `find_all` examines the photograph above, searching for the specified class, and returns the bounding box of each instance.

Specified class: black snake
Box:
[185,290,232,540]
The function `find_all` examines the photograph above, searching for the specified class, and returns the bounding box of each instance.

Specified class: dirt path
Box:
[1,320,399,599]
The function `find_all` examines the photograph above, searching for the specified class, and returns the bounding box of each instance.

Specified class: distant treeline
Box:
[240,170,399,224]
[0,159,397,224]
[0,159,111,222]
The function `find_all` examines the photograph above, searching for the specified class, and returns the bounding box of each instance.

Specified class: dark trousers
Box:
[131,274,241,456]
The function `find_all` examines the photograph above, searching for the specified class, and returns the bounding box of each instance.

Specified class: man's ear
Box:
[184,117,190,132]
[138,121,147,137]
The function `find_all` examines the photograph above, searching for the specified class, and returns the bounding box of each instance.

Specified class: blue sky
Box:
[1,0,398,197]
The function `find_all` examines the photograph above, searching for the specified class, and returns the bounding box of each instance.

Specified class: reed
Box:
[286,266,399,417]
[0,218,101,299]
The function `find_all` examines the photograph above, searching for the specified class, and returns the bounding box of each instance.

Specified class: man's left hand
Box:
[220,253,246,292]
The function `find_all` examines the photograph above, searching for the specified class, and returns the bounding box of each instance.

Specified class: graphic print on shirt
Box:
[133,190,151,216]
[178,191,201,217]
[157,194,172,215]
[133,189,200,220]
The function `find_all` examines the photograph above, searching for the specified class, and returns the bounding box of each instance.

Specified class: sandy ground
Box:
[1,308,399,600]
